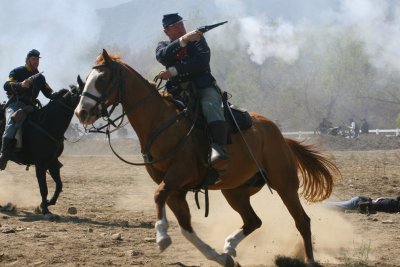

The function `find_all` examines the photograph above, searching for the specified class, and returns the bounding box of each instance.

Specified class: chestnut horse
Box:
[75,50,338,266]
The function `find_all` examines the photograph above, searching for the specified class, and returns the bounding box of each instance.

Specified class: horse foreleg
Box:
[221,187,262,257]
[154,181,172,252]
[47,160,63,206]
[167,191,237,267]
[35,163,50,214]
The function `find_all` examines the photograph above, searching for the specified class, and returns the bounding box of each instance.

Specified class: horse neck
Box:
[35,96,75,138]
[121,68,177,147]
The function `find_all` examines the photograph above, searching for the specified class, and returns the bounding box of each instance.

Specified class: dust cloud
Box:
[189,189,360,265]
[0,168,40,208]
[115,180,368,265]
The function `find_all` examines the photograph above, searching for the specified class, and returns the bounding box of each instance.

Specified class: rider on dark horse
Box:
[0,49,56,170]
[155,13,229,169]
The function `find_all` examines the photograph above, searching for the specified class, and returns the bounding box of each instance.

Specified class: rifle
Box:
[197,21,228,33]
[27,71,44,83]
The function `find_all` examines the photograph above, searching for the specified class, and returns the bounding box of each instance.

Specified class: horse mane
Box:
[97,52,174,102]
[147,80,175,101]
[51,88,69,101]
[95,52,122,65]
[57,88,69,95]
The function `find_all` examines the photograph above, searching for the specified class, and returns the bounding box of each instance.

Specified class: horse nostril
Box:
[77,109,88,122]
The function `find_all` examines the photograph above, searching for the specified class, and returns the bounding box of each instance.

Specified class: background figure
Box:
[316,118,333,135]
[348,118,359,138]
[0,49,55,170]
[325,194,400,213]
[325,196,371,210]
[360,118,369,134]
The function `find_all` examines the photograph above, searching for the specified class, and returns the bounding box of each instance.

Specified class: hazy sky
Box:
[1,0,399,103]
[0,0,130,102]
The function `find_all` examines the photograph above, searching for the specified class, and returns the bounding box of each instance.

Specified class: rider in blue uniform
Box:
[156,13,229,168]
[0,49,55,170]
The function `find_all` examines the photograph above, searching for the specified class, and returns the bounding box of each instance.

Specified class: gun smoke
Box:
[0,0,399,129]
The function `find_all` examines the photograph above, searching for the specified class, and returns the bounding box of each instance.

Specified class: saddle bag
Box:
[222,92,253,133]
[223,104,252,133]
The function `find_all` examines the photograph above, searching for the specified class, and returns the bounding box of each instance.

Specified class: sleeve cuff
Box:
[167,66,178,77]
[179,37,187,47]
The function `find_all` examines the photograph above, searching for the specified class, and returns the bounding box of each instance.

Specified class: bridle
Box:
[82,60,125,119]
[81,59,197,166]
[82,60,159,127]
[56,86,83,113]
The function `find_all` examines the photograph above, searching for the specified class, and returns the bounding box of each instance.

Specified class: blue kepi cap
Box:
[162,13,183,28]
[27,49,41,58]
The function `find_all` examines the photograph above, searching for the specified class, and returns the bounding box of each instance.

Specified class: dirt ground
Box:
[0,135,400,267]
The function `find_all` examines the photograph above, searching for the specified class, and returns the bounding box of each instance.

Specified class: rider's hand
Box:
[181,30,203,44]
[157,70,173,80]
[21,79,31,88]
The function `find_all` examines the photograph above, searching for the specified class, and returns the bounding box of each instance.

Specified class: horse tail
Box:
[285,138,340,202]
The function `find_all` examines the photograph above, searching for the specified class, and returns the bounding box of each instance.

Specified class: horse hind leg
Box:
[221,187,262,257]
[277,188,314,263]
[164,190,238,267]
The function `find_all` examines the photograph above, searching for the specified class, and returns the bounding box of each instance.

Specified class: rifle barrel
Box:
[198,21,228,33]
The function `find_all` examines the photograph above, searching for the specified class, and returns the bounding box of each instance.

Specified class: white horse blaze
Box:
[74,69,103,124]
[76,69,102,112]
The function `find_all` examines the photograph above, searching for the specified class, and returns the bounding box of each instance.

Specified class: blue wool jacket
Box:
[156,36,216,89]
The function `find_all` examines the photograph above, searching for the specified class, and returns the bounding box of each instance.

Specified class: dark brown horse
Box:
[75,49,339,267]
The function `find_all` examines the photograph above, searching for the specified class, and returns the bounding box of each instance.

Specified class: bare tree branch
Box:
[357,96,400,105]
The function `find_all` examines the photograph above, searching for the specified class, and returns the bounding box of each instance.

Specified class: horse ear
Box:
[102,49,111,63]
[77,75,84,90]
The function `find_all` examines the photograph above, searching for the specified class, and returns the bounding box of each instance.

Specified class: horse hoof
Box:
[306,262,323,267]
[222,253,240,267]
[157,236,172,252]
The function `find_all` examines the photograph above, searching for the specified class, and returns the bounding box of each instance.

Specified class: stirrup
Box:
[210,148,228,162]
[210,144,228,169]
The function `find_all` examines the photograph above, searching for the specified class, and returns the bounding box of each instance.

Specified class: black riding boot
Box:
[0,138,15,170]
[208,120,229,168]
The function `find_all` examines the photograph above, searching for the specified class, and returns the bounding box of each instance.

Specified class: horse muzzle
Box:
[74,104,99,126]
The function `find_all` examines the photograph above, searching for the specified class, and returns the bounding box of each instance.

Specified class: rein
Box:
[27,89,80,157]
[107,108,197,166]
[85,60,198,166]
[83,58,213,216]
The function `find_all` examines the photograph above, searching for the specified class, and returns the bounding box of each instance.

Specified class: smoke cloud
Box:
[225,0,400,74]
[1,0,400,103]
[335,0,400,73]
[237,16,299,64]
[0,0,129,102]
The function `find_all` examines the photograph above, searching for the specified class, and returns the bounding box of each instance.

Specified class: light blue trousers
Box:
[325,196,371,210]
[3,101,28,139]
[199,86,225,123]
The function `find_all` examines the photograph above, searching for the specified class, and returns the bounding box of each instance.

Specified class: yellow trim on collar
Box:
[25,64,33,72]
